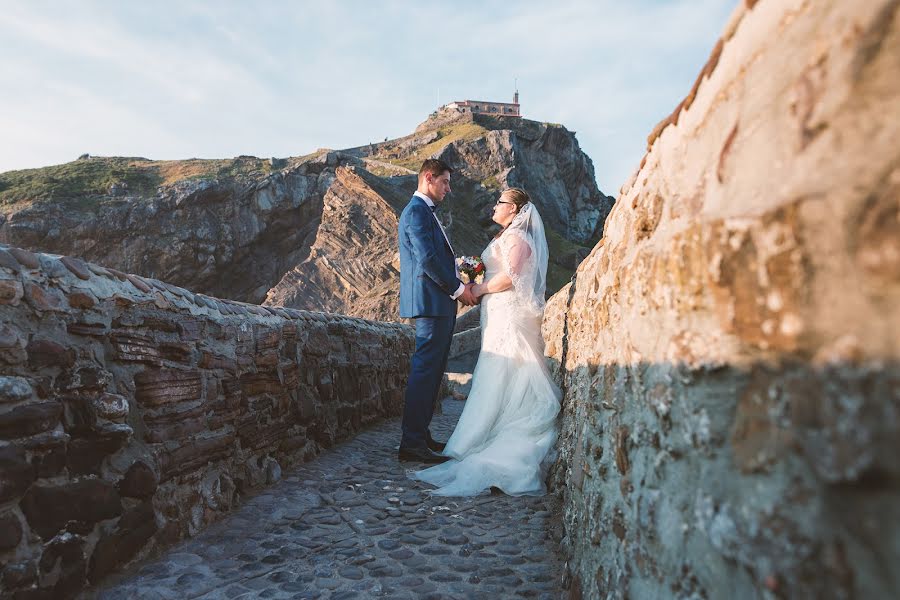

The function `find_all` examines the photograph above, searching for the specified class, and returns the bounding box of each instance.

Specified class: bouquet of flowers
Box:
[456,255,485,283]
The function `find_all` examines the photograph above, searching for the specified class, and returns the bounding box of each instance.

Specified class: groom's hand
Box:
[458,283,478,306]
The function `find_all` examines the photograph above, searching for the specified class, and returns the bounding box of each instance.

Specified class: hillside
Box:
[0,111,614,321]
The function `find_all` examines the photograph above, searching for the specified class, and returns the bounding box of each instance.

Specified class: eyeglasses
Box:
[495,200,514,206]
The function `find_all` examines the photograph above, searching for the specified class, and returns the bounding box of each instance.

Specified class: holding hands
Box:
[458,282,479,306]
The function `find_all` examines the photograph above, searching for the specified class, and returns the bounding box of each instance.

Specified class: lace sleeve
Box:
[499,230,544,316]
[499,231,533,284]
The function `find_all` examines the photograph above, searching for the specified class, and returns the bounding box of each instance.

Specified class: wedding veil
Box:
[499,202,549,319]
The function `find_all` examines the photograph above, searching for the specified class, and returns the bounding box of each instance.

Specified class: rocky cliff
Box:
[0,156,326,305]
[544,0,899,598]
[0,115,613,322]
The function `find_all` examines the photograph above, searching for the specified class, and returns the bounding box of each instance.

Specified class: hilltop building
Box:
[444,91,521,117]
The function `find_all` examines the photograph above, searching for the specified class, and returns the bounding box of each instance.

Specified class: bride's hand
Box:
[472,283,485,298]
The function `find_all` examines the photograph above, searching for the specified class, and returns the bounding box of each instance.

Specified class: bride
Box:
[413,188,562,496]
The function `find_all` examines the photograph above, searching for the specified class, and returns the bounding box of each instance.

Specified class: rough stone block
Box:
[143,402,207,443]
[134,368,202,407]
[199,471,236,511]
[317,373,334,400]
[1,560,37,590]
[40,532,87,598]
[113,314,144,328]
[67,321,109,337]
[60,256,91,280]
[0,445,34,503]
[8,247,39,269]
[67,289,98,309]
[104,267,127,281]
[66,436,127,476]
[177,319,203,341]
[238,419,293,452]
[0,324,25,348]
[118,461,158,499]
[57,365,112,394]
[21,479,122,539]
[33,440,67,478]
[279,363,301,390]
[158,341,196,364]
[26,339,76,370]
[255,350,279,370]
[137,315,178,333]
[110,332,163,364]
[24,281,66,311]
[15,429,69,450]
[92,393,129,421]
[305,323,330,356]
[0,511,23,551]
[199,350,237,372]
[156,430,235,481]
[0,376,32,404]
[0,278,23,305]
[0,247,22,273]
[88,501,157,583]
[125,274,151,293]
[295,390,318,423]
[39,255,69,278]
[240,371,283,396]
[255,327,280,353]
[0,401,62,438]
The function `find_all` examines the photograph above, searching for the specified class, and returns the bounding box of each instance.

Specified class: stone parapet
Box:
[0,244,413,597]
[545,0,900,598]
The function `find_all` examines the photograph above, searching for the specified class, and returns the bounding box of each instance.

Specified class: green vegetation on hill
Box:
[0,157,161,206]
[375,122,490,172]
[0,156,285,207]
[156,156,277,183]
[545,227,593,296]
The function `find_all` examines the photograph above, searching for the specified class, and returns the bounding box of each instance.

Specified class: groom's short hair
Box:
[418,159,452,182]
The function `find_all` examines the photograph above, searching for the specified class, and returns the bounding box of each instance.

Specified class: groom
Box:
[397,158,477,463]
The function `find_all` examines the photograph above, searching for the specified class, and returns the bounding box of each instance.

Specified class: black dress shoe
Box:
[426,437,446,452]
[398,446,451,464]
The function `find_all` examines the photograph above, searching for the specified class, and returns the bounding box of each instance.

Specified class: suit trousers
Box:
[400,314,456,449]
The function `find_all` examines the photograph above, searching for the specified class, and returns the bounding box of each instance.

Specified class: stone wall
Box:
[545,0,900,598]
[0,244,413,597]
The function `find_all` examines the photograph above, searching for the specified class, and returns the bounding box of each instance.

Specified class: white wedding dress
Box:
[413,204,561,496]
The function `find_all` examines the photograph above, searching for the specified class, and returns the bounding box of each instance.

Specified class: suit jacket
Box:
[398,195,460,318]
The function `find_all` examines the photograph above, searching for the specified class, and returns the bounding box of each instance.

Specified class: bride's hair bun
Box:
[502,188,531,212]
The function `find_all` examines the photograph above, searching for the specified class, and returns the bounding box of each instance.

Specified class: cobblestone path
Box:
[87,400,565,599]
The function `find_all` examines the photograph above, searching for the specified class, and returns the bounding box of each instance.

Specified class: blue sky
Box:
[0,0,735,195]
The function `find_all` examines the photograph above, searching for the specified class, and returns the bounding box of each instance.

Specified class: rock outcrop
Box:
[261,165,412,321]
[544,0,900,598]
[1,116,613,322]
[0,243,413,598]
[433,112,611,243]
[0,155,328,305]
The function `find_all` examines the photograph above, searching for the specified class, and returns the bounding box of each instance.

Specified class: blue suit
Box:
[398,194,461,448]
